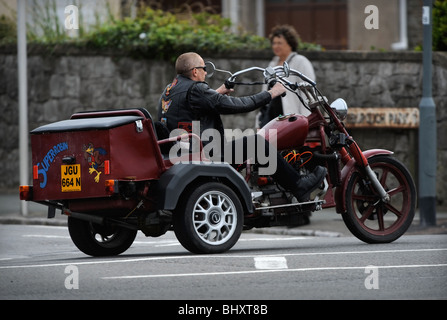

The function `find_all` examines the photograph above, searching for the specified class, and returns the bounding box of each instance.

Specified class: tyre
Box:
[68,217,137,256]
[174,182,244,254]
[342,155,416,243]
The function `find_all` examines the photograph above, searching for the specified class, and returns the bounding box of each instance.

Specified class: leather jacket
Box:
[158,75,272,143]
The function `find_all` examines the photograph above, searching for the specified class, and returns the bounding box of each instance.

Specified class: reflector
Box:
[33,165,38,179]
[104,160,110,174]
[105,180,117,195]
[19,185,32,200]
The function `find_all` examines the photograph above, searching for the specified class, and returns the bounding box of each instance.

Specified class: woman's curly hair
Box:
[269,25,300,51]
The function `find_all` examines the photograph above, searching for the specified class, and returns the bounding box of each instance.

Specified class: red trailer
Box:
[20,108,252,256]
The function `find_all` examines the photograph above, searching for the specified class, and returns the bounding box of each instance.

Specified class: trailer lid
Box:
[31,115,143,134]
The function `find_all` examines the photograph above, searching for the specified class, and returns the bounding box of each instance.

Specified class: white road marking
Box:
[155,243,181,247]
[19,225,67,230]
[1,248,445,270]
[22,234,70,239]
[132,236,309,246]
[102,263,447,280]
[0,258,13,261]
[238,236,309,242]
[254,256,288,270]
[133,240,178,245]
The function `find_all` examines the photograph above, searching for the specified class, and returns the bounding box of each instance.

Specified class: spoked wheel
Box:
[174,182,243,254]
[68,217,137,256]
[342,155,416,243]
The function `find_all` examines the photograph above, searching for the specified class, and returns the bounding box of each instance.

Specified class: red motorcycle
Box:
[216,62,416,241]
[19,62,416,256]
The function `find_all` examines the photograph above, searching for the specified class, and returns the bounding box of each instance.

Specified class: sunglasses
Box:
[191,66,207,72]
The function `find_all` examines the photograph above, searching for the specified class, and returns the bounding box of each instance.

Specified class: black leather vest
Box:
[158,75,196,133]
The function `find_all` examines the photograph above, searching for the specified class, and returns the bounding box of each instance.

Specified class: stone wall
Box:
[1,48,446,205]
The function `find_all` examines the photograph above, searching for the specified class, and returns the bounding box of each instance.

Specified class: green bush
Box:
[0,4,321,59]
[84,7,321,59]
[433,0,447,51]
[0,15,16,43]
[84,8,272,60]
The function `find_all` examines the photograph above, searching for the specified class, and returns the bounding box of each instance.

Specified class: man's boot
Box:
[292,166,327,202]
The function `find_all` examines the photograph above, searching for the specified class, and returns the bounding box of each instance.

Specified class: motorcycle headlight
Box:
[330,98,348,120]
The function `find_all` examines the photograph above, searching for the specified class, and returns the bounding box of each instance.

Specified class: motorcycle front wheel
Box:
[342,155,416,243]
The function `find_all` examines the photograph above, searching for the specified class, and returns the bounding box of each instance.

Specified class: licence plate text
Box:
[61,164,81,192]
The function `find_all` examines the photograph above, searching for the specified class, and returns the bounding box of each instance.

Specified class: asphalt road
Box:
[1,224,446,302]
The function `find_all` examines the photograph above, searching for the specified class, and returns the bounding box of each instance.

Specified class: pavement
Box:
[1,191,446,237]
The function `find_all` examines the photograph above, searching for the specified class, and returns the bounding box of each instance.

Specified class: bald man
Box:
[158,52,326,202]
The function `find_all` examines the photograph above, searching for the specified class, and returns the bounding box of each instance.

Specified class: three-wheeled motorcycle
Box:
[20,62,416,256]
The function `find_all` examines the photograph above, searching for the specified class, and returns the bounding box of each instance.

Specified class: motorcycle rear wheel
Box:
[342,155,416,243]
[174,182,243,254]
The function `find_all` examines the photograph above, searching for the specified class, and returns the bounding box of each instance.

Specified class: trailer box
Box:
[30,109,164,202]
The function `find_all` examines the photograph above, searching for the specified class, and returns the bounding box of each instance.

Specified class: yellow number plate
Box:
[61,164,81,192]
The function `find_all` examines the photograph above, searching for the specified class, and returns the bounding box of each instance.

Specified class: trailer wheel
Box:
[68,217,137,256]
[174,182,243,254]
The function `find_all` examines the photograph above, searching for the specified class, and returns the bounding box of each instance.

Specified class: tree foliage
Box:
[433,0,447,51]
[84,7,272,60]
[1,3,322,59]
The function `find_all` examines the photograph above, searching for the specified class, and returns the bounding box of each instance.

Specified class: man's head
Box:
[175,52,207,81]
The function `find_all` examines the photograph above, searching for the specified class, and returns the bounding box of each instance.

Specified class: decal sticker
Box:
[161,99,172,114]
[178,122,192,133]
[36,142,69,188]
[165,78,178,96]
[83,143,107,183]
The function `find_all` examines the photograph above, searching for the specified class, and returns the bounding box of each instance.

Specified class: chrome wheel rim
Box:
[192,191,238,245]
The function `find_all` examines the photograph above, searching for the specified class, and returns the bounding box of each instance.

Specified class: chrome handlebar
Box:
[205,61,316,89]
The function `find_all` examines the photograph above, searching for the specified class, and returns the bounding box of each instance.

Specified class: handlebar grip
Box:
[225,79,235,89]
[268,78,286,97]
[267,78,277,89]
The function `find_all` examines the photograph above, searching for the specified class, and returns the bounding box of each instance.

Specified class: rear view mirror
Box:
[205,61,216,78]
[283,61,290,77]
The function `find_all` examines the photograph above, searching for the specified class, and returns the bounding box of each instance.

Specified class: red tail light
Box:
[33,165,39,179]
[104,160,110,175]
[257,177,273,186]
[19,185,33,201]
[257,177,269,186]
[105,179,118,195]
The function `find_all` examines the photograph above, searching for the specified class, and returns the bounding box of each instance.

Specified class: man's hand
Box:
[268,82,287,99]
[216,84,234,95]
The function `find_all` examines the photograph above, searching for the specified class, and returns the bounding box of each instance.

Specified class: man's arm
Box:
[190,82,285,115]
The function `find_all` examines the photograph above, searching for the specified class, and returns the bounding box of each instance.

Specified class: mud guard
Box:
[156,162,253,214]
[335,149,394,214]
